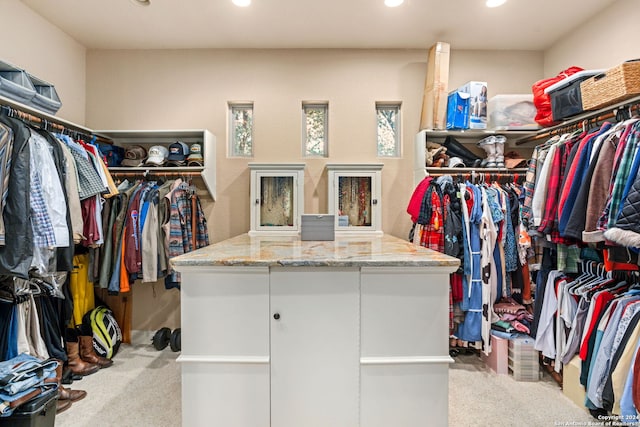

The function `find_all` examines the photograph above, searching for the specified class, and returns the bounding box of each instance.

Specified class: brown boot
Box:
[79,335,113,368]
[66,341,100,376]
[52,361,85,414]
[56,399,72,414]
[58,386,87,403]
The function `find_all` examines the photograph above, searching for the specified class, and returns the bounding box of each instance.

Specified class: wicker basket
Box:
[580,59,640,110]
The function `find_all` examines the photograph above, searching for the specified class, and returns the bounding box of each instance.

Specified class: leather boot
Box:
[494,135,506,168]
[56,399,72,414]
[53,361,85,414]
[477,136,497,168]
[79,335,113,368]
[66,341,100,376]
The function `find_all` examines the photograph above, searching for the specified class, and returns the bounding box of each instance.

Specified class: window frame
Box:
[375,102,402,158]
[302,101,329,158]
[228,102,254,158]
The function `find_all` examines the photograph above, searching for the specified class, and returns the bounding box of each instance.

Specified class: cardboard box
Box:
[446,90,471,129]
[460,81,488,129]
[419,42,450,130]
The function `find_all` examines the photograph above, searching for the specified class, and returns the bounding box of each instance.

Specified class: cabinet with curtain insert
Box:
[98,129,217,200]
[248,163,305,235]
[326,163,383,235]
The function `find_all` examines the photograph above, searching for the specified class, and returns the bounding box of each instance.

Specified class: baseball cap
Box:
[121,145,147,167]
[448,157,466,168]
[187,143,203,166]
[145,145,169,166]
[167,141,189,162]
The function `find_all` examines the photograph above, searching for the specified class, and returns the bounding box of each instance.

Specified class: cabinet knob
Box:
[273,313,280,320]
[255,199,260,205]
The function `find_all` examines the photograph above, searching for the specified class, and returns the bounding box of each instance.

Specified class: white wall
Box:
[544,0,640,74]
[0,0,86,123]
[450,50,543,96]
[85,48,543,331]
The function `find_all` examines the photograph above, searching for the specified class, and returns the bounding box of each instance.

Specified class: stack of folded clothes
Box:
[0,354,58,417]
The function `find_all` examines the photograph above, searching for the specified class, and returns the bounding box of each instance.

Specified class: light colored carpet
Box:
[55,345,597,426]
[55,344,181,427]
[449,352,594,427]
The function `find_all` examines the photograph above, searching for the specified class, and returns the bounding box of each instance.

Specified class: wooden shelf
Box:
[99,129,217,200]
[413,129,533,186]
[0,94,110,139]
[421,129,538,140]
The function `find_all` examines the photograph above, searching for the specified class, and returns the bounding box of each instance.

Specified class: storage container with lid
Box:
[0,60,36,104]
[27,74,62,115]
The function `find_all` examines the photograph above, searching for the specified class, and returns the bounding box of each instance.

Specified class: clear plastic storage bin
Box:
[487,94,539,130]
[507,336,540,381]
[0,61,36,104]
[28,74,62,114]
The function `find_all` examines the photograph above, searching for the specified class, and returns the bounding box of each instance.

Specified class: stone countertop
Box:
[170,233,460,268]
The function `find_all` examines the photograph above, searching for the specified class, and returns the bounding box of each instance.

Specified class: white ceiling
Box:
[21,0,616,50]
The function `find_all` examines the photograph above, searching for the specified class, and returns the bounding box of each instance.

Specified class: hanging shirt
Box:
[56,138,84,243]
[29,130,69,248]
[597,122,637,232]
[587,297,640,407]
[65,139,106,200]
[141,188,160,282]
[480,186,498,356]
[534,270,564,359]
[457,183,483,344]
[531,143,558,227]
[557,131,596,226]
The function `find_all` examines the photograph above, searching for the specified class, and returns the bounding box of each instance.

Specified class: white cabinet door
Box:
[248,163,305,235]
[180,267,270,427]
[326,164,383,235]
[270,267,360,427]
[360,267,452,427]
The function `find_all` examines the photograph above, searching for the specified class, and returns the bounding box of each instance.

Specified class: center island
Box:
[171,233,460,427]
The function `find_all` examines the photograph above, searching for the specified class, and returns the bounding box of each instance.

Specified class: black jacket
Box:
[0,116,32,278]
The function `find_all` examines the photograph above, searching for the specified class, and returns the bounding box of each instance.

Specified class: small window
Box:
[376,102,401,157]
[303,102,328,157]
[229,102,254,157]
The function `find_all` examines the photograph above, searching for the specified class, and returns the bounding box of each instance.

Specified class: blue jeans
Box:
[0,353,57,417]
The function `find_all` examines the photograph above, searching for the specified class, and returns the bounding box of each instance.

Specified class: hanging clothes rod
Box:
[109,170,202,178]
[426,170,524,183]
[0,95,112,144]
[515,94,640,145]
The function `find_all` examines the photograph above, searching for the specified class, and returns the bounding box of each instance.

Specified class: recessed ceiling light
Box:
[130,0,150,6]
[232,0,251,6]
[486,0,507,7]
[384,0,404,7]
